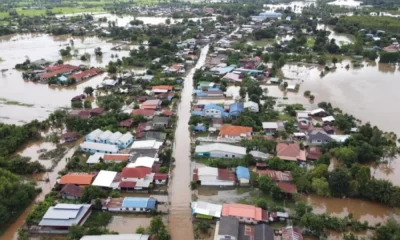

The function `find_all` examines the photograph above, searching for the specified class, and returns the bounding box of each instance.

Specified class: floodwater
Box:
[1,147,76,240]
[17,141,58,168]
[263,1,316,14]
[168,45,209,240]
[301,194,400,225]
[107,215,152,233]
[0,34,130,124]
[317,24,353,45]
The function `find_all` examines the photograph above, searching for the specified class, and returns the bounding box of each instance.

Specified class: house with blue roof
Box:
[236,166,250,185]
[204,104,229,118]
[102,197,157,212]
[211,65,236,76]
[229,103,244,119]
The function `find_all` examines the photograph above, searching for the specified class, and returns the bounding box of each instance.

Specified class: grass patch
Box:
[249,38,275,47]
[278,113,294,121]
[0,97,34,107]
[307,38,315,47]
[84,211,113,228]
[195,132,209,137]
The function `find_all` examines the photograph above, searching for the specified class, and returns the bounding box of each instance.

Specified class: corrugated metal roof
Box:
[87,129,103,139]
[39,204,91,227]
[195,143,246,155]
[236,166,250,179]
[80,142,119,153]
[92,170,118,187]
[122,197,156,209]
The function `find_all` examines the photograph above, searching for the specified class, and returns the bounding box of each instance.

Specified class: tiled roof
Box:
[218,169,236,181]
[61,132,77,139]
[132,109,155,116]
[120,167,151,178]
[120,119,134,127]
[152,85,173,91]
[154,173,168,180]
[103,154,130,161]
[306,146,322,160]
[119,181,137,188]
[276,143,306,161]
[219,125,252,136]
[59,173,96,185]
[222,203,265,221]
[257,169,293,182]
[276,182,297,194]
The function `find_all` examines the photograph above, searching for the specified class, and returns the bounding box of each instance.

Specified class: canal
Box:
[168,45,209,240]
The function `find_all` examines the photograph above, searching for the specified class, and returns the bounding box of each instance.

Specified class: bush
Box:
[304,90,311,97]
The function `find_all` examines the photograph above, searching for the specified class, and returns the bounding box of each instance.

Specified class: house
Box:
[222,72,242,82]
[137,131,167,141]
[152,85,173,93]
[132,109,155,119]
[86,153,105,164]
[221,203,268,224]
[193,167,236,186]
[244,101,259,112]
[59,184,83,199]
[203,104,228,119]
[141,99,161,110]
[322,116,335,125]
[195,143,246,158]
[262,122,279,134]
[307,130,332,145]
[90,108,105,116]
[306,146,322,160]
[130,140,163,150]
[103,154,131,163]
[191,201,222,219]
[323,125,335,134]
[310,108,327,117]
[276,143,306,162]
[59,173,96,186]
[98,130,113,143]
[250,150,270,161]
[229,103,244,119]
[212,119,223,130]
[152,116,171,128]
[86,129,104,142]
[61,132,78,143]
[296,111,310,121]
[91,170,119,189]
[256,169,292,182]
[80,234,150,240]
[126,156,156,169]
[120,119,134,128]
[219,125,252,140]
[216,217,239,240]
[153,173,168,185]
[80,142,119,154]
[71,94,86,102]
[236,166,250,185]
[102,197,156,212]
[116,132,134,148]
[282,226,303,240]
[106,132,123,145]
[39,204,92,229]
[31,58,47,68]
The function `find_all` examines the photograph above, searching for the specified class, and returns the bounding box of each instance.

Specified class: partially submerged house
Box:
[193,167,236,186]
[191,201,222,219]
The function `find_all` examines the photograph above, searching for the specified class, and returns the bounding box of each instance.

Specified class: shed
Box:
[236,166,250,185]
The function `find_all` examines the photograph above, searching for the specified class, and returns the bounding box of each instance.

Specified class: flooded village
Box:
[1,0,400,240]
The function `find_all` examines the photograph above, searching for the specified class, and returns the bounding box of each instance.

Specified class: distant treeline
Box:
[334,16,400,34]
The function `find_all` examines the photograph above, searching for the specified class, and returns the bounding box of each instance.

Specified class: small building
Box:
[310,108,327,117]
[276,182,297,195]
[120,119,134,128]
[80,142,119,154]
[216,217,239,240]
[276,143,306,162]
[262,122,279,134]
[191,201,222,219]
[59,184,83,199]
[92,170,119,189]
[103,154,131,163]
[195,143,246,158]
[132,109,155,119]
[141,99,161,110]
[116,132,134,149]
[193,167,236,186]
[86,129,104,142]
[153,173,168,185]
[322,116,335,125]
[61,132,78,143]
[152,85,173,93]
[257,169,292,182]
[221,203,268,224]
[307,130,332,145]
[244,101,259,112]
[236,166,250,185]
[229,103,244,119]
[59,173,96,186]
[219,125,253,140]
[39,204,92,229]
[306,146,322,161]
[102,197,156,212]
[152,116,171,128]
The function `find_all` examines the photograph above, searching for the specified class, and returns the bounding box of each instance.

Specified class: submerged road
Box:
[169,45,209,240]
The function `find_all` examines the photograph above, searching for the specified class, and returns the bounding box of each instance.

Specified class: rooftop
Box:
[219,125,252,136]
[39,203,91,227]
[236,166,250,179]
[222,203,265,221]
[80,234,150,240]
[92,170,118,188]
[59,173,96,185]
[195,143,246,155]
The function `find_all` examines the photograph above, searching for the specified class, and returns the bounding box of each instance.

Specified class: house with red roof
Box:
[151,85,173,93]
[132,109,155,119]
[120,167,151,181]
[68,68,103,82]
[120,119,134,128]
[154,173,168,185]
[221,203,268,224]
[219,125,253,140]
[276,143,306,162]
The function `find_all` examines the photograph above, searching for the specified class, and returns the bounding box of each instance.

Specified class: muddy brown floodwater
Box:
[168,45,209,240]
[0,34,131,125]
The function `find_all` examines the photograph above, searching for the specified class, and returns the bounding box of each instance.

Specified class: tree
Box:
[271,185,284,200]
[259,175,274,193]
[295,202,313,218]
[84,100,92,109]
[71,100,83,109]
[95,47,103,57]
[159,166,168,173]
[312,178,330,196]
[165,18,171,25]
[283,81,288,90]
[80,186,106,203]
[329,169,350,197]
[67,225,84,240]
[196,220,211,233]
[148,216,165,235]
[17,229,29,240]
[375,218,400,240]
[239,87,246,99]
[84,86,94,96]
[136,226,146,234]
[332,57,338,66]
[335,147,357,166]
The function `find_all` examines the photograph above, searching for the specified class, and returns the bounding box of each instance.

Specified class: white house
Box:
[92,170,119,189]
[80,142,119,154]
[244,101,259,112]
[126,157,156,169]
[195,143,246,158]
[191,201,222,219]
[194,167,236,186]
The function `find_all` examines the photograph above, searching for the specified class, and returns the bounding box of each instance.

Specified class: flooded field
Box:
[301,194,400,225]
[0,34,130,124]
[317,24,354,45]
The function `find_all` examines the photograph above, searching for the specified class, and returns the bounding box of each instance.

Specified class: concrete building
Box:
[80,142,119,154]
[191,201,222,219]
[195,143,246,158]
[193,167,236,186]
[39,204,92,229]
